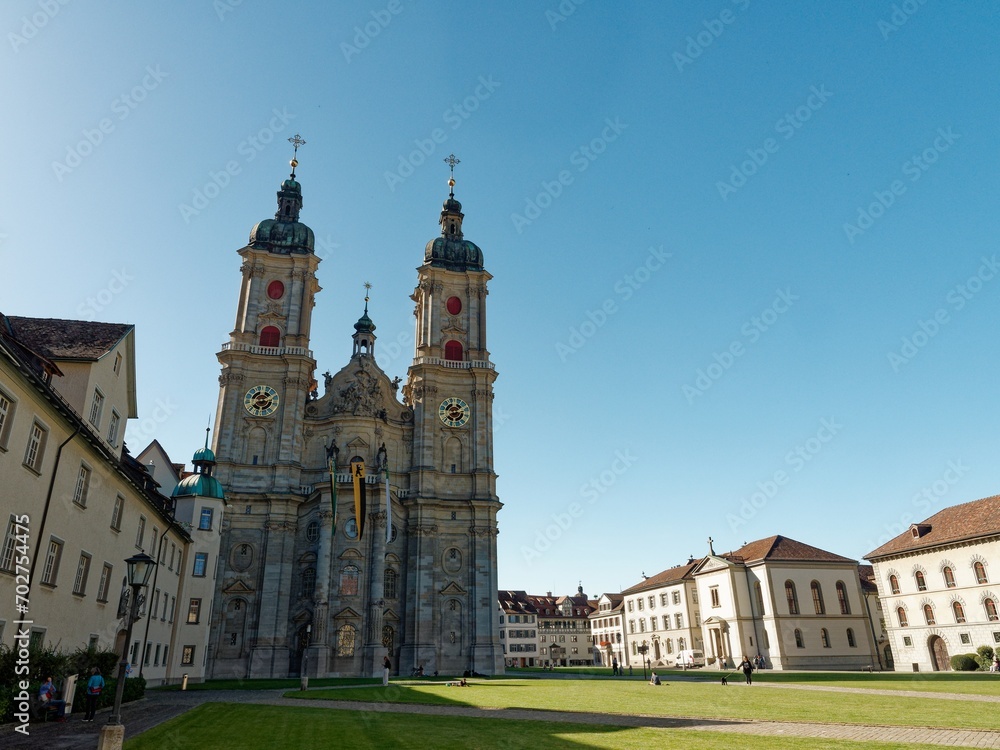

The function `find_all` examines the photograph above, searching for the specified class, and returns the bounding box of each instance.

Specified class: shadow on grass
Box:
[124,701,769,750]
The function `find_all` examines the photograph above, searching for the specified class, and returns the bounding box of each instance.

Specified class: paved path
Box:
[5,682,1000,749]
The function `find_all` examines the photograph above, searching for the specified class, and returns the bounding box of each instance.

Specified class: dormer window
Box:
[910,523,930,539]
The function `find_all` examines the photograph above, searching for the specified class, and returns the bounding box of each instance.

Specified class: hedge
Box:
[0,643,144,723]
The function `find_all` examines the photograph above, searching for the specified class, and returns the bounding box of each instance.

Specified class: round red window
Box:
[446,296,462,315]
[267,280,285,299]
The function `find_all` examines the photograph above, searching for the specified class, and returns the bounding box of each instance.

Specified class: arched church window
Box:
[301,568,315,599]
[444,340,463,361]
[382,624,394,652]
[384,568,397,599]
[446,296,462,315]
[336,624,356,657]
[306,521,319,542]
[340,565,359,596]
[267,280,284,300]
[259,326,280,348]
[975,561,989,584]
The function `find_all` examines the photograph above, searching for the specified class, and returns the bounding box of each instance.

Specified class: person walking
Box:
[382,655,391,686]
[84,667,104,721]
[739,655,754,685]
[611,658,618,676]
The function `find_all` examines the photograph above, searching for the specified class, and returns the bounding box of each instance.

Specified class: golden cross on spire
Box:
[288,133,306,176]
[363,281,372,313]
[443,153,460,196]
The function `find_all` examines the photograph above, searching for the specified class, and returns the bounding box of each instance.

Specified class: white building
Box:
[498,590,539,667]
[621,561,702,668]
[866,495,1000,672]
[693,536,880,670]
[588,593,625,668]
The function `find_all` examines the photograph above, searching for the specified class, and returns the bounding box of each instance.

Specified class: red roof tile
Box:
[866,494,1000,559]
[622,561,700,595]
[725,535,856,564]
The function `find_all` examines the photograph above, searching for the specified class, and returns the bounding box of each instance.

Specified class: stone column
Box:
[363,511,387,677]
[304,503,335,676]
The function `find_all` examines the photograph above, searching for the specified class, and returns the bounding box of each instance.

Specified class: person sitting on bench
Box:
[38,676,66,721]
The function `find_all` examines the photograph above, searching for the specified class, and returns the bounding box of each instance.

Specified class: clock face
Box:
[439,397,471,428]
[244,385,279,417]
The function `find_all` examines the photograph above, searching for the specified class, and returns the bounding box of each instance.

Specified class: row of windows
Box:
[888,563,989,594]
[896,598,999,627]
[629,613,686,634]
[540,634,578,643]
[785,580,852,616]
[0,386,127,468]
[506,644,537,652]
[632,637,686,655]
[592,616,621,629]
[4,379,122,466]
[793,627,858,648]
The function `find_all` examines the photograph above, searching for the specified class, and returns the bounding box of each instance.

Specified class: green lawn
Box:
[123,702,925,750]
[519,667,1000,695]
[289,678,1000,730]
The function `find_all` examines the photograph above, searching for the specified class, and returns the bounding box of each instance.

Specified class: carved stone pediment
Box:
[440,581,467,596]
[223,578,255,595]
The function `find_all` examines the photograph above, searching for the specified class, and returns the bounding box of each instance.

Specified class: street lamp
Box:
[99,552,155,748]
[636,642,649,681]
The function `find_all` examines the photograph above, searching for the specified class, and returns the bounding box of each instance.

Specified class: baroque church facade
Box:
[207,152,502,679]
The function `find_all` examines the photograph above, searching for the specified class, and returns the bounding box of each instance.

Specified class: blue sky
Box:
[4,1,999,598]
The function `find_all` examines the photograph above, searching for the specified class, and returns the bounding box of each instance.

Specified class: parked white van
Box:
[674,649,705,668]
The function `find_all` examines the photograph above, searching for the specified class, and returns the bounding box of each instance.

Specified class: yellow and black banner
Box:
[351,460,366,540]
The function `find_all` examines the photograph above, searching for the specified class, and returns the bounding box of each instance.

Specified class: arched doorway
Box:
[928,635,950,671]
[653,639,661,661]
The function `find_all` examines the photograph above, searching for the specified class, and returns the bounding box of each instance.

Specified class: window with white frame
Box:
[73,552,91,595]
[89,390,104,426]
[108,411,121,446]
[111,494,124,531]
[41,538,63,586]
[97,563,112,602]
[23,420,47,472]
[193,552,208,577]
[0,389,14,449]
[199,507,214,530]
[73,464,91,507]
[0,515,18,572]
[135,516,146,549]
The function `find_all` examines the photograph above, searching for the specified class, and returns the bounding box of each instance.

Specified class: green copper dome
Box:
[172,473,225,500]
[248,173,314,254]
[193,446,215,463]
[425,192,483,270]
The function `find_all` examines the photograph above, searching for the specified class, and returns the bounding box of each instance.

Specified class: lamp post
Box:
[98,552,155,750]
[636,643,649,681]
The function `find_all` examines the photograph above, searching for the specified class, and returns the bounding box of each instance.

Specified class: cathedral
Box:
[207,145,502,679]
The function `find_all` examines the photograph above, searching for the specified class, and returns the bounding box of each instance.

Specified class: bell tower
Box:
[402,155,502,675]
[211,135,322,677]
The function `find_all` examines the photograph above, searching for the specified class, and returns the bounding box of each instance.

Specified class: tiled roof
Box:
[498,590,537,614]
[857,564,878,593]
[5,316,131,361]
[866,494,1000,560]
[727,535,855,564]
[622,561,700,595]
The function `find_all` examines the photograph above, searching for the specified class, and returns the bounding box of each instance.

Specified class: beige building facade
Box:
[0,315,218,685]
[693,536,880,670]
